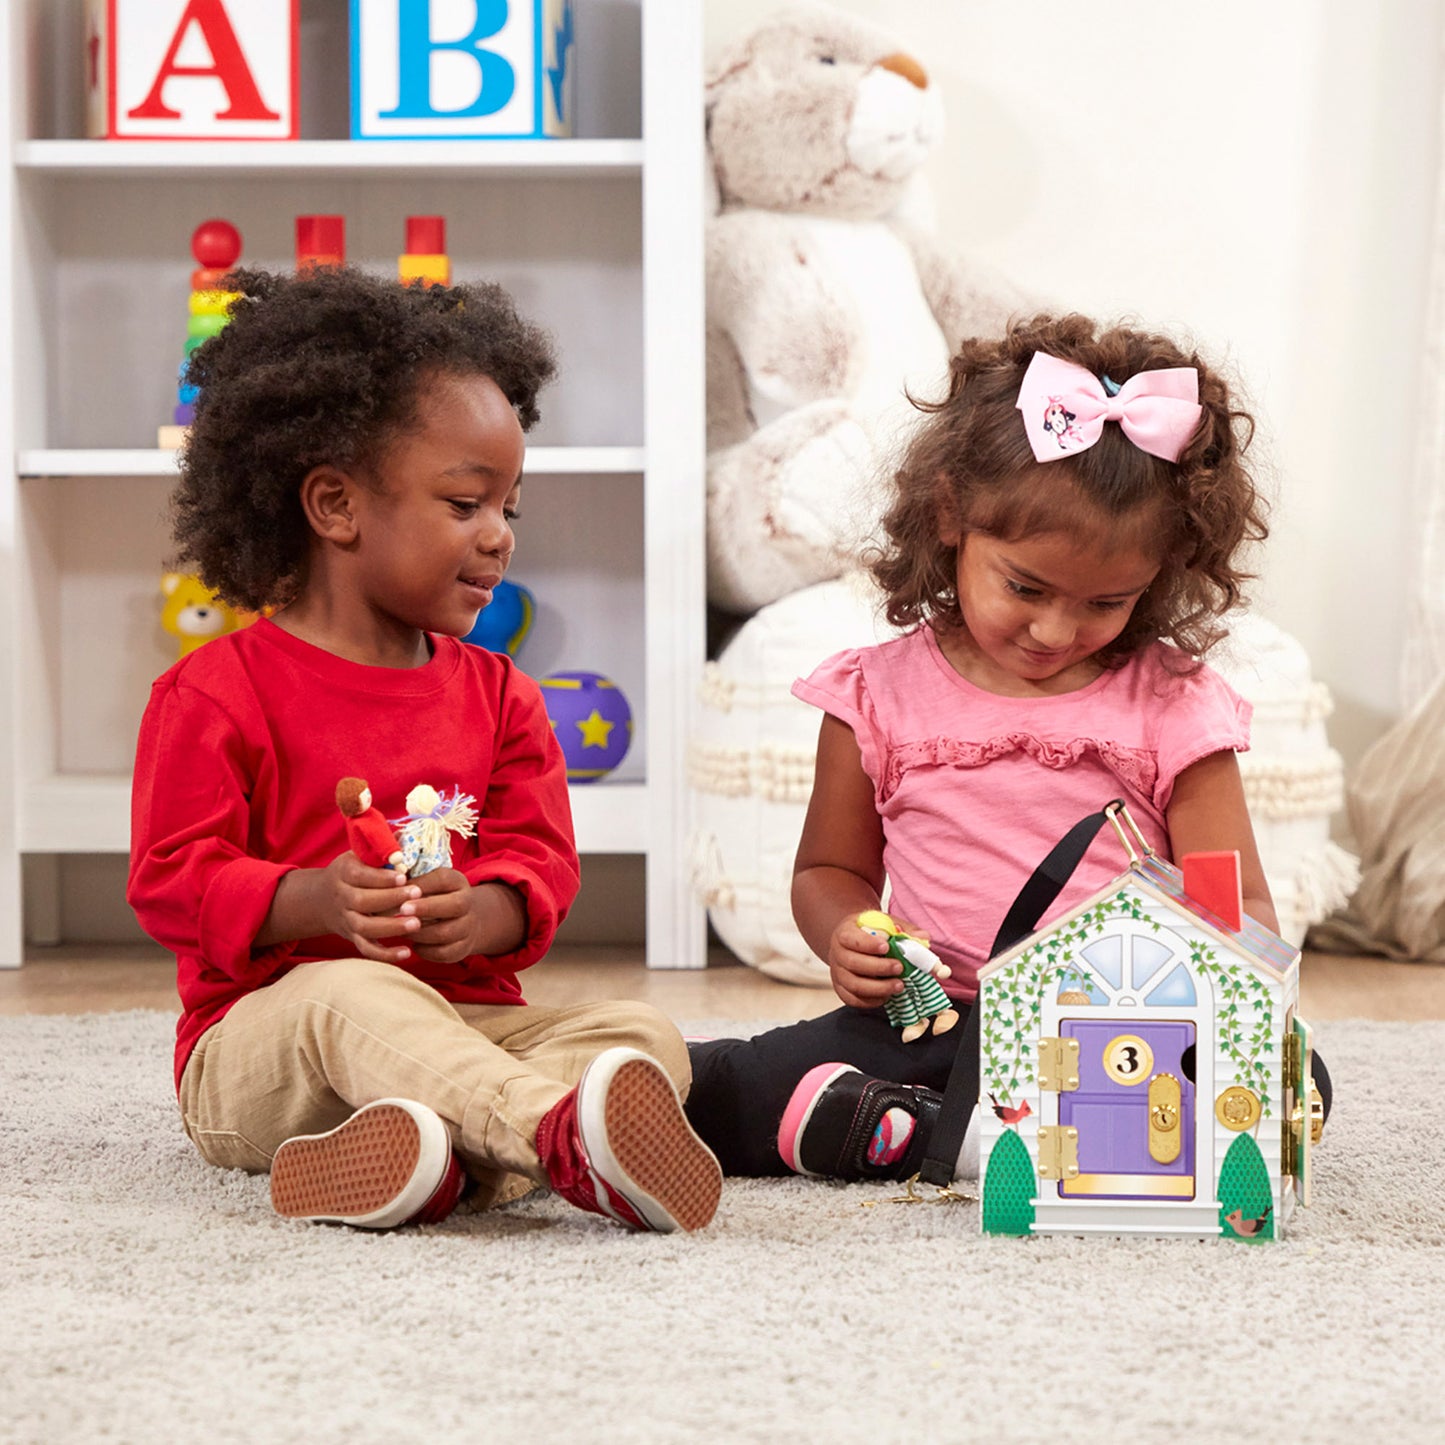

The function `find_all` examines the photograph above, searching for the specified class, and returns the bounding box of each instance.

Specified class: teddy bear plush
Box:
[158,571,255,658]
[705,1,1022,614]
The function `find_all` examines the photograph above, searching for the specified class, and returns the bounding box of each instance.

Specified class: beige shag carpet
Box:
[1,1010,1442,1444]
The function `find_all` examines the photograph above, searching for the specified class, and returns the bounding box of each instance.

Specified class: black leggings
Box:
[685,1007,966,1176]
[684,1005,1334,1178]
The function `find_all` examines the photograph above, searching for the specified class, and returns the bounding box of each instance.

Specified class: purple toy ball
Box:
[539,670,633,783]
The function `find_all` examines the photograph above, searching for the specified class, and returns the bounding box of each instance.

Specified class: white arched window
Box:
[1055,920,1198,1009]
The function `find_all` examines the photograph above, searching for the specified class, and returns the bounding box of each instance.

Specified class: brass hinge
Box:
[1282,1109,1298,1176]
[1281,1029,1304,1176]
[1283,1087,1326,1178]
[1283,1030,1302,1082]
[1036,1124,1079,1181]
[1036,1036,1080,1092]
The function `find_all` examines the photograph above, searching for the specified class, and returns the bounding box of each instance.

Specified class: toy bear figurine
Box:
[335,777,406,875]
[857,909,960,1043]
[159,571,254,658]
[392,784,480,878]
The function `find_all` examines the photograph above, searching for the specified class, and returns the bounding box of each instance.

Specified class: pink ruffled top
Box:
[792,627,1250,999]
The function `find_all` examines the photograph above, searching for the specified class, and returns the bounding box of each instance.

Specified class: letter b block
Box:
[85,0,298,140]
[351,0,575,139]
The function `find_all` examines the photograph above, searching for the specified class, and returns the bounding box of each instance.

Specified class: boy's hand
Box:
[398,868,487,965]
[324,853,424,963]
[401,873,529,965]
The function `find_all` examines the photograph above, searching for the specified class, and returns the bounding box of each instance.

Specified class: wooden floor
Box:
[1,942,1442,1021]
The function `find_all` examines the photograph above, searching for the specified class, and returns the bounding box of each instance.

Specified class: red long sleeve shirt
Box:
[127,619,580,1090]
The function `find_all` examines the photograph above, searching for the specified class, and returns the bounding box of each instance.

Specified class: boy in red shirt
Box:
[129,266,719,1233]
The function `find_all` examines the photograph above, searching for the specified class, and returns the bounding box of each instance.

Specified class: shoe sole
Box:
[270,1099,452,1229]
[776,1063,859,1175]
[579,1051,722,1233]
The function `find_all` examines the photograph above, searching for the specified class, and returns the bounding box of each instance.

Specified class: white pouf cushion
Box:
[689,575,896,984]
[1210,611,1360,946]
[689,583,1356,984]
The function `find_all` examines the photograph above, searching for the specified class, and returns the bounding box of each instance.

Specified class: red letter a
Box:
[126,0,280,122]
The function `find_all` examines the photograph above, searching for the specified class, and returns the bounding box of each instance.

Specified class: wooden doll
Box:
[857,909,960,1043]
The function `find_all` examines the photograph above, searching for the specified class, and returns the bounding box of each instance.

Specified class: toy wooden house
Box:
[975,818,1323,1243]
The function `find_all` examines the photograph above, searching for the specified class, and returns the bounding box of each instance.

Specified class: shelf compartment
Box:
[20,775,648,856]
[15,140,644,180]
[17,447,647,479]
[17,174,644,453]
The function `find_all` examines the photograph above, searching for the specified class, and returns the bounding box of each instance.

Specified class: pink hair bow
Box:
[1015,351,1203,464]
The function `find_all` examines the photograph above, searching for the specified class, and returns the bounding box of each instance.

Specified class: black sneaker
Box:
[776,1063,943,1181]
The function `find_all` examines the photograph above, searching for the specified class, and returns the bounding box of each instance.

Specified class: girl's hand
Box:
[322,853,424,963]
[830,914,940,1008]
[828,914,905,1009]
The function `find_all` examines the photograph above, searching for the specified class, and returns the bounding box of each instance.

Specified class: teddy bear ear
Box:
[160,572,183,597]
[705,55,748,99]
[703,36,752,99]
[704,43,753,218]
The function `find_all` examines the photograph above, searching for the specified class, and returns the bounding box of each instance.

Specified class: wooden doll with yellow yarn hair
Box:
[856,910,960,1043]
[393,784,480,878]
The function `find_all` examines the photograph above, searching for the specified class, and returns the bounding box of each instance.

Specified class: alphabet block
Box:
[350,0,575,140]
[85,0,299,141]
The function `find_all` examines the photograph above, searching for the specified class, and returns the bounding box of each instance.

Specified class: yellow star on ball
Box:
[575,709,615,750]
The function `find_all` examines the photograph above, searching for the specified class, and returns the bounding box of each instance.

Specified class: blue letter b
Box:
[380,0,516,119]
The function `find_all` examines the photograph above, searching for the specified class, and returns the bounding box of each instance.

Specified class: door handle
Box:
[1148,1072,1182,1164]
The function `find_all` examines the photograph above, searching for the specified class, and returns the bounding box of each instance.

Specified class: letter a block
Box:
[351,0,575,140]
[85,0,299,140]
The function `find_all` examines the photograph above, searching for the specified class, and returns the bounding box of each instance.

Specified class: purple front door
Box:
[1058,1019,1196,1200]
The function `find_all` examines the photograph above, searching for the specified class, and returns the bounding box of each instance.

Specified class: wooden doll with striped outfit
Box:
[856,911,960,1043]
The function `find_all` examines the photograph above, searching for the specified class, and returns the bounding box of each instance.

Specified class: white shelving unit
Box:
[0,0,707,969]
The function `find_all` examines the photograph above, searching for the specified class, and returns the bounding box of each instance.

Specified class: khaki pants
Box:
[177,958,692,1209]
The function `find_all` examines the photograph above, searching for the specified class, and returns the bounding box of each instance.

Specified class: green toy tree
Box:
[981,1128,1036,1237]
[1218,1132,1275,1243]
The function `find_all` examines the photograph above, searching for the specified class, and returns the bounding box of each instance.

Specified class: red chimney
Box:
[1181,851,1242,931]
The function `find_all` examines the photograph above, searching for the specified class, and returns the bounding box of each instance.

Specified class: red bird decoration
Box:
[1224,1206,1272,1238]
[989,1093,1033,1125]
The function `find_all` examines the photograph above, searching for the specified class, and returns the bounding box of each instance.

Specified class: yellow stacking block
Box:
[188,289,241,317]
[398,254,450,286]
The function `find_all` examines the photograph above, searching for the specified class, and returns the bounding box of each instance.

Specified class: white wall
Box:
[706,0,1443,767]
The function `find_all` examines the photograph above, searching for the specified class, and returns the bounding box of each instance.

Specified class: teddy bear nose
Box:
[875,52,928,90]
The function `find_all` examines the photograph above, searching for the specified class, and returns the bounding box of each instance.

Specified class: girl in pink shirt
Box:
[684,312,1331,1180]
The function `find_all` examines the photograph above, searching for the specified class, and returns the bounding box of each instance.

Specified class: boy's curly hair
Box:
[172,265,556,612]
[870,312,1267,665]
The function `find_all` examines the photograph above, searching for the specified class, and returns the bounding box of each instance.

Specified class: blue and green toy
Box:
[462,578,535,658]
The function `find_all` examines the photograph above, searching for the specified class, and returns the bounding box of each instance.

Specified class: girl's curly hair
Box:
[870,312,1267,666]
[172,265,556,612]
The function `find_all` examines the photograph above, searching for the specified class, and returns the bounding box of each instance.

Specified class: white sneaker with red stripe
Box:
[535,1047,722,1232]
[270,1098,466,1229]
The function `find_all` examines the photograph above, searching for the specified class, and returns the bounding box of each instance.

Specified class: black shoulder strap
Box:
[915,800,1124,1187]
